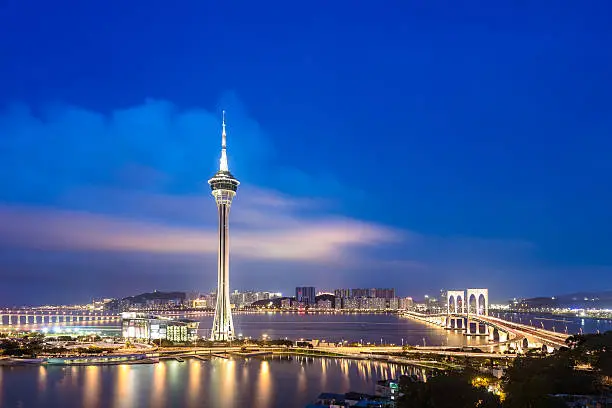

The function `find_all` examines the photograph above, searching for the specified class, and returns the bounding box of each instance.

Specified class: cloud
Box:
[0,94,403,266]
[0,96,270,203]
[0,186,401,262]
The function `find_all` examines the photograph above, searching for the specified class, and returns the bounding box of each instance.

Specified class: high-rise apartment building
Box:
[295,287,316,304]
[334,288,351,299]
[349,288,396,299]
[374,288,396,299]
[399,297,414,310]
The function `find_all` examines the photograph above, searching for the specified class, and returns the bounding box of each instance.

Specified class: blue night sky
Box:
[0,0,611,305]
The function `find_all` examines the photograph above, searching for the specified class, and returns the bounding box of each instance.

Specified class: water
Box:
[231,313,489,346]
[0,357,425,408]
[2,313,489,346]
[6,311,608,345]
[491,312,612,335]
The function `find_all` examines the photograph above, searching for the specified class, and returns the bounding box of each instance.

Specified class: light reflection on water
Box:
[0,357,428,408]
[255,360,271,408]
[83,366,100,408]
[113,364,133,408]
[151,361,166,408]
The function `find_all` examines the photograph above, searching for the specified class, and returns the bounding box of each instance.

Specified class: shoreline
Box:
[0,347,466,370]
[0,340,517,369]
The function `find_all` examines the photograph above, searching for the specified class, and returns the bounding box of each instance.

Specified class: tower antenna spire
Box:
[219,110,228,172]
[222,110,227,148]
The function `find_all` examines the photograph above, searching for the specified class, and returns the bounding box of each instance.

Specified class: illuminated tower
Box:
[209,111,239,341]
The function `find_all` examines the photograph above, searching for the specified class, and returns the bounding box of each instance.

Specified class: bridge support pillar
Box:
[465,319,485,335]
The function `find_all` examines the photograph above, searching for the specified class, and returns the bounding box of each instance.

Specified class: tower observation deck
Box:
[208,111,239,341]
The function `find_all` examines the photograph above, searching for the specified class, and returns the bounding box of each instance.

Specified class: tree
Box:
[398,371,501,408]
[503,355,599,408]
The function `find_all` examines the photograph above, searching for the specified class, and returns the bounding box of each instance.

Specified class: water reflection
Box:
[1,357,434,408]
[188,360,201,407]
[320,358,327,388]
[113,364,134,408]
[38,366,47,392]
[340,359,350,389]
[83,366,100,408]
[70,366,79,387]
[151,360,166,408]
[256,360,272,408]
[208,359,237,407]
[223,360,236,408]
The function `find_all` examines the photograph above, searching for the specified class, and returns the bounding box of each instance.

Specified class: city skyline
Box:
[1,1,612,304]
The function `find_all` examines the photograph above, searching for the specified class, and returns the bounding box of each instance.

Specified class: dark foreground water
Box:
[0,356,426,408]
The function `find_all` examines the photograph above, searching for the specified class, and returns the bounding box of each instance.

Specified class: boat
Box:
[0,358,45,365]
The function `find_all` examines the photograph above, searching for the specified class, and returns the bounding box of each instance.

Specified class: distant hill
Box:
[251,294,336,308]
[251,297,293,308]
[554,291,612,308]
[123,291,186,303]
[521,291,612,309]
[105,291,186,311]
